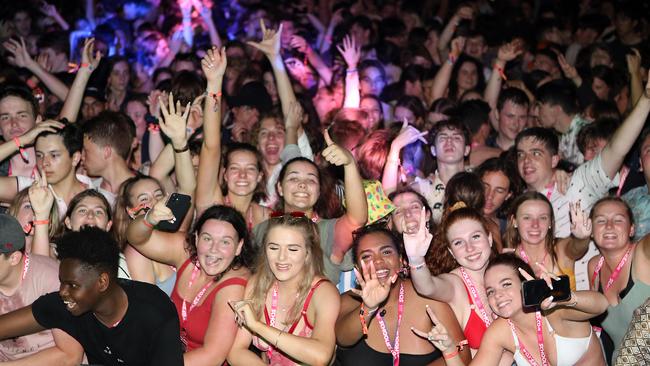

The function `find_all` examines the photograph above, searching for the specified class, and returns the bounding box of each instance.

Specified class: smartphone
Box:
[155,193,191,232]
[521,275,571,308]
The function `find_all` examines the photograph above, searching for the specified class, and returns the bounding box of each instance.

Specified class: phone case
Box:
[156,193,191,232]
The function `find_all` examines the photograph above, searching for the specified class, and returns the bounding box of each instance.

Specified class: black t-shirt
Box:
[31,279,183,366]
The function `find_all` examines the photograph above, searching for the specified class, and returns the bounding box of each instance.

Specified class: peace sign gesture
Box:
[351,260,396,309]
[411,305,455,353]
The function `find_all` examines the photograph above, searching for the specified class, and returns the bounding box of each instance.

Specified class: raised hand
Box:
[28,170,54,220]
[450,37,466,59]
[402,207,432,259]
[391,119,428,151]
[81,37,102,71]
[551,169,571,195]
[557,54,579,81]
[290,35,310,54]
[626,48,641,76]
[351,260,396,309]
[39,2,60,18]
[336,35,361,69]
[159,92,191,149]
[201,46,227,83]
[497,39,523,62]
[179,0,193,18]
[455,5,474,20]
[147,89,166,119]
[570,201,591,239]
[247,19,283,60]
[321,129,353,166]
[3,37,36,69]
[18,119,65,146]
[411,305,455,353]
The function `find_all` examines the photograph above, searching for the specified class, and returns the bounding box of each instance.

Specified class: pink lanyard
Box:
[544,182,554,200]
[459,267,492,327]
[508,311,549,366]
[376,282,405,366]
[267,283,282,358]
[591,244,634,292]
[616,166,630,197]
[181,264,213,323]
[518,246,548,268]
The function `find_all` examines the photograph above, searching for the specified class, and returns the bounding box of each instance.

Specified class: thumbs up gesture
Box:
[321,128,354,166]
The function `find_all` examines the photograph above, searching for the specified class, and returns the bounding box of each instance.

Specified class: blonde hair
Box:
[249,215,325,325]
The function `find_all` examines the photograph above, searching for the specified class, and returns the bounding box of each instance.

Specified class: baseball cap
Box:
[0,214,25,254]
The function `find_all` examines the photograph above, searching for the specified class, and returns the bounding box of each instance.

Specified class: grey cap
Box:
[0,214,25,253]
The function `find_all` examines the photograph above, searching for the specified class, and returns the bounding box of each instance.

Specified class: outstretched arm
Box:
[0,306,44,341]
[485,40,523,131]
[600,71,650,179]
[58,38,102,122]
[431,37,465,101]
[382,120,427,195]
[338,35,361,108]
[196,47,226,212]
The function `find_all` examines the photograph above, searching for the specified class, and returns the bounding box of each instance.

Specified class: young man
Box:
[534,80,589,165]
[623,127,650,241]
[0,227,183,366]
[384,119,470,223]
[80,111,137,207]
[0,214,83,365]
[486,88,529,151]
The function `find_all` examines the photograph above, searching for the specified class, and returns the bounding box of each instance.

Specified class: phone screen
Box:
[521,275,571,308]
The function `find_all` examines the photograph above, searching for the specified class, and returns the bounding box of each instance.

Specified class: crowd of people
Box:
[0,0,649,365]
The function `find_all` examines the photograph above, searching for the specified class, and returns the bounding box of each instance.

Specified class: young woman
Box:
[475,157,523,237]
[127,204,254,366]
[504,192,592,290]
[420,253,607,366]
[588,197,650,363]
[335,224,470,365]
[227,213,340,366]
[9,187,58,254]
[405,204,502,359]
[105,56,131,111]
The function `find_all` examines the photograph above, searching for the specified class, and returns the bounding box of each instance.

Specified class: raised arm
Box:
[40,2,69,31]
[431,37,465,101]
[547,290,609,322]
[600,71,650,179]
[28,170,55,258]
[382,120,428,195]
[291,35,332,86]
[627,49,644,105]
[248,21,296,117]
[58,38,102,122]
[403,209,459,302]
[437,6,472,57]
[485,40,522,131]
[3,37,69,101]
[322,130,367,262]
[196,47,226,211]
[338,35,361,108]
[194,0,222,48]
[561,201,592,261]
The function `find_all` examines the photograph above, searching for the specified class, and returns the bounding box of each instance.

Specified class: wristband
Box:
[346,68,358,74]
[207,91,222,112]
[447,55,457,65]
[494,65,507,81]
[443,339,468,359]
[173,144,190,153]
[26,78,38,90]
[359,304,379,335]
[33,219,49,226]
[13,137,29,162]
[147,124,161,133]
[142,211,155,229]
[409,261,427,271]
[80,62,94,71]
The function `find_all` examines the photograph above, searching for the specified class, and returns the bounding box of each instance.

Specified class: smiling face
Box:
[59,258,102,316]
[356,231,400,285]
[516,137,558,189]
[446,218,492,271]
[196,219,243,276]
[0,96,36,140]
[65,196,112,231]
[127,178,164,217]
[360,97,382,130]
[482,171,511,217]
[498,101,528,141]
[457,61,478,92]
[513,199,552,246]
[360,67,386,96]
[391,192,430,234]
[485,264,522,318]
[257,118,285,166]
[36,134,79,186]
[278,161,320,212]
[591,200,634,251]
[224,149,262,197]
[265,225,308,282]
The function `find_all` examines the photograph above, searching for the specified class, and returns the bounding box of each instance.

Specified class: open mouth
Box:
[375,269,390,278]
[63,300,77,311]
[204,256,222,266]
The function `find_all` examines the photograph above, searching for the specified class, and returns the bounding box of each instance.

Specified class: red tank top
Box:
[461,281,488,350]
[170,259,247,351]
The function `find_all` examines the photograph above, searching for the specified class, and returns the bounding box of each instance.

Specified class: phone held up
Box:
[156,193,191,232]
[521,275,571,309]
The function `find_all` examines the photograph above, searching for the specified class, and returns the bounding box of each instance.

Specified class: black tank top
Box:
[335,339,442,366]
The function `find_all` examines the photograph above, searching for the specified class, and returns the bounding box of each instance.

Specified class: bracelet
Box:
[142,211,155,229]
[275,329,283,347]
[147,124,161,133]
[173,144,190,153]
[565,292,578,307]
[494,65,507,81]
[33,219,49,226]
[408,261,426,270]
[346,68,358,74]
[80,62,94,71]
[26,78,38,90]
[444,349,460,360]
[13,137,29,162]
[447,55,457,65]
[359,304,379,335]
